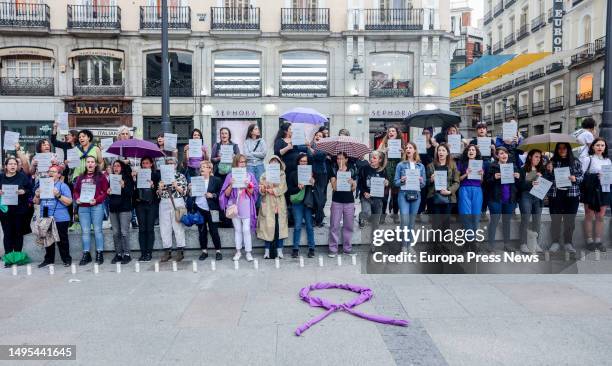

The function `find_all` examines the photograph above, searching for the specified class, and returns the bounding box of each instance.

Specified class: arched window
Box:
[280,50,328,97]
[577,73,593,104]
[212,50,260,97]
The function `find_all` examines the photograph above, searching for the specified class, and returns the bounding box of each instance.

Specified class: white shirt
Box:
[580,155,611,193]
[576,130,594,158]
[195,178,210,210]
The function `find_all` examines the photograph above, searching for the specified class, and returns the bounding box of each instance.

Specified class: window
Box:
[380,0,412,9]
[76,56,121,86]
[582,15,591,45]
[225,0,250,7]
[293,0,317,7]
[509,16,515,34]
[145,51,192,96]
[369,52,413,97]
[577,73,593,94]
[533,87,544,102]
[485,103,492,116]
[519,92,528,106]
[280,51,328,97]
[212,50,260,97]
[520,8,527,26]
[550,80,563,98]
[2,58,52,79]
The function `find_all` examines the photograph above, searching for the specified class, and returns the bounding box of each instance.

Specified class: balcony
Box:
[549,96,564,112]
[516,23,529,41]
[0,77,53,96]
[594,36,606,55]
[281,8,329,32]
[504,33,515,48]
[0,2,50,31]
[570,43,595,67]
[67,5,121,32]
[546,61,564,74]
[139,6,190,31]
[453,48,466,60]
[484,10,492,25]
[212,79,260,97]
[532,101,545,115]
[517,105,529,118]
[210,7,260,33]
[492,41,503,55]
[505,107,515,118]
[505,0,516,8]
[503,81,514,91]
[515,75,528,85]
[473,45,483,58]
[364,8,423,30]
[73,78,124,96]
[483,115,492,123]
[529,68,545,80]
[493,1,504,17]
[494,112,503,122]
[531,14,545,32]
[576,90,593,105]
[491,85,502,95]
[144,78,192,97]
[369,79,413,97]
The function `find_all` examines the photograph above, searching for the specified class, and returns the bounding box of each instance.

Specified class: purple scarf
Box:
[295,282,410,336]
[219,172,259,230]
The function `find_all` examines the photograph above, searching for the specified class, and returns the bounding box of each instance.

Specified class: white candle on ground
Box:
[211,260,216,271]
[253,259,259,270]
[135,262,140,273]
[192,260,198,273]
[275,257,280,269]
[299,256,304,267]
[11,265,17,276]
[154,261,160,272]
[26,264,32,276]
[71,264,77,274]
[318,256,323,267]
[116,263,121,273]
[49,264,55,275]
[234,260,239,270]
[337,255,342,266]
[172,261,178,272]
[351,254,357,265]
[94,263,99,274]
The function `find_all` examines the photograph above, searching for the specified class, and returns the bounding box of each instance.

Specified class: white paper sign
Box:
[160,164,175,184]
[447,134,462,154]
[100,138,116,158]
[500,163,515,184]
[601,165,612,186]
[1,184,18,205]
[189,139,203,158]
[220,145,234,164]
[55,149,65,164]
[404,169,421,191]
[370,177,385,198]
[468,160,483,180]
[297,165,313,185]
[79,183,96,203]
[137,169,151,189]
[3,131,19,151]
[39,178,54,199]
[36,153,53,173]
[336,171,352,192]
[554,167,572,188]
[164,133,178,151]
[110,174,122,195]
[265,164,281,184]
[477,137,492,157]
[502,121,518,141]
[291,123,306,146]
[387,139,402,159]
[190,176,206,197]
[529,177,553,200]
[232,167,247,189]
[57,112,69,134]
[414,136,427,155]
[434,170,447,191]
[67,147,81,168]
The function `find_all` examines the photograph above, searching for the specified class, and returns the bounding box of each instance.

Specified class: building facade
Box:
[0,0,455,155]
[450,0,484,74]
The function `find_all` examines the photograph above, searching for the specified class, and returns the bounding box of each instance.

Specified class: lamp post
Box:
[160,0,171,134]
[601,0,612,145]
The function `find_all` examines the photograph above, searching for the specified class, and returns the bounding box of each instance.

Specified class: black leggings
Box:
[44,221,71,263]
[197,208,221,250]
[0,212,27,253]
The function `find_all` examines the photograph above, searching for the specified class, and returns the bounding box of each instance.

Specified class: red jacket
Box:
[74,172,109,207]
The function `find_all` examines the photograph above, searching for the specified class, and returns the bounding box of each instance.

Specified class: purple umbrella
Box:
[280,107,328,125]
[106,139,164,158]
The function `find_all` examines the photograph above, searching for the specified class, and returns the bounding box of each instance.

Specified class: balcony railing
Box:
[369,79,413,97]
[531,14,545,32]
[364,8,423,30]
[529,68,545,80]
[210,7,260,30]
[549,96,564,111]
[494,112,503,122]
[144,78,192,97]
[67,5,120,30]
[483,115,492,122]
[493,1,504,16]
[503,81,514,91]
[504,33,515,48]
[481,90,491,98]
[280,80,328,97]
[505,0,516,8]
[532,101,545,115]
[517,105,529,118]
[453,48,466,59]
[491,85,502,95]
[139,6,190,30]
[570,43,595,66]
[546,61,564,74]
[492,41,503,54]
[0,2,50,28]
[281,8,329,31]
[515,75,528,85]
[73,78,124,96]
[0,77,53,96]
[212,79,260,97]
[516,23,529,40]
[505,107,514,117]
[576,90,593,105]
[484,10,492,25]
[595,36,606,54]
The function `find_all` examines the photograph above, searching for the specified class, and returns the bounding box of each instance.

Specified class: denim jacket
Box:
[394,161,426,193]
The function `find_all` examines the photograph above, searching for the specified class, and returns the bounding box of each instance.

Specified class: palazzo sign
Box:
[552,0,564,53]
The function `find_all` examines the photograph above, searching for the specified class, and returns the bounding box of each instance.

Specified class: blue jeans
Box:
[488,201,516,247]
[292,202,315,249]
[458,186,483,240]
[248,164,265,207]
[265,239,284,249]
[519,194,543,245]
[78,204,105,252]
[397,191,421,246]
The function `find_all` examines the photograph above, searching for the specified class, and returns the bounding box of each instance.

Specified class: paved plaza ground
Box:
[1,247,612,366]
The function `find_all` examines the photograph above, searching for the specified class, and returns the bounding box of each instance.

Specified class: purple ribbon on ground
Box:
[295,282,410,336]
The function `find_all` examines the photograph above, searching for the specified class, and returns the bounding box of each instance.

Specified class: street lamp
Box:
[601,0,612,145]
[349,58,363,79]
[161,0,171,134]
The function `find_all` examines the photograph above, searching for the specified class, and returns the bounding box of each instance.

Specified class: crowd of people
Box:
[0,117,610,269]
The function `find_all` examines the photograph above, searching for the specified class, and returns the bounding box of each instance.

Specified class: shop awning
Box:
[0,47,55,63]
[450,55,515,90]
[450,52,551,99]
[68,48,124,68]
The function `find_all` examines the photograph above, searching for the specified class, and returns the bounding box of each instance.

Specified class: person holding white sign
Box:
[394,143,426,251]
[376,126,403,224]
[417,129,436,216]
[357,151,387,229]
[328,152,357,257]
[107,160,135,265]
[190,160,223,261]
[495,119,523,167]
[287,153,316,258]
[543,142,584,253]
[486,147,520,252]
[30,139,61,176]
[518,149,546,253]
[51,122,78,179]
[70,129,103,181]
[579,138,611,252]
[273,122,309,176]
[211,127,240,183]
[32,164,73,268]
[257,156,288,259]
[220,154,259,262]
[74,156,109,266]
[183,128,210,178]
[0,157,33,261]
[469,122,496,158]
[133,157,160,262]
[244,124,267,185]
[457,144,486,245]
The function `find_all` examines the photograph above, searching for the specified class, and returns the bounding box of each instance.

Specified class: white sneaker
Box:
[278,249,284,259]
[564,243,576,253]
[549,243,560,252]
[328,252,337,258]
[232,251,241,261]
[245,252,253,262]
[520,244,530,253]
[263,249,270,259]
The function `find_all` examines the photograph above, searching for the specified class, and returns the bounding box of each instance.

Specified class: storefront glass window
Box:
[280,51,328,97]
[369,53,413,97]
[212,50,261,97]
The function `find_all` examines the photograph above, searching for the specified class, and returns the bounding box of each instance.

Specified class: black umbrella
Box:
[402,109,461,129]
